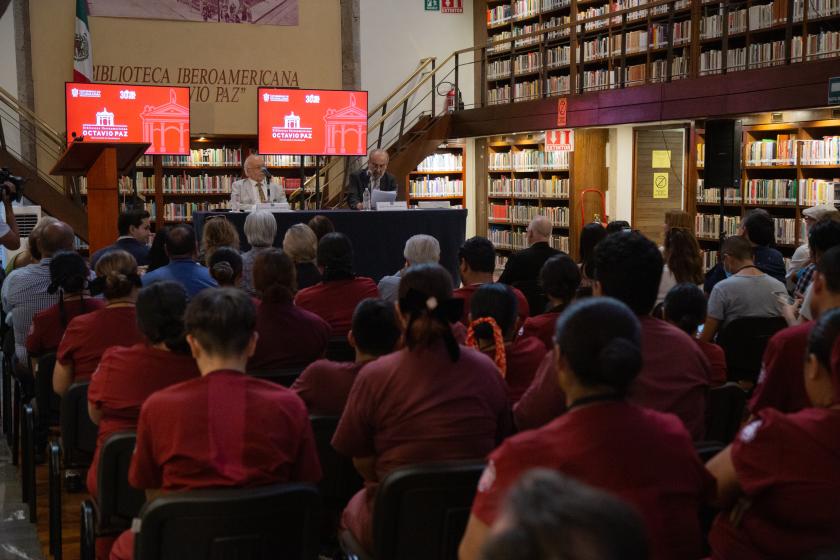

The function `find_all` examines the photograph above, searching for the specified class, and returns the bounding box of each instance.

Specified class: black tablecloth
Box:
[193,209,468,282]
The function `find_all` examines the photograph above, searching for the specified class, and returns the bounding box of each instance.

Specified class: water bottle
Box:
[362,188,371,211]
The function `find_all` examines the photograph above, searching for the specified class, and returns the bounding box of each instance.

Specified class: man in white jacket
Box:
[230,154,286,211]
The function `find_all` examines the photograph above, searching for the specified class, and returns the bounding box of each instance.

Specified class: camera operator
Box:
[0,180,21,251]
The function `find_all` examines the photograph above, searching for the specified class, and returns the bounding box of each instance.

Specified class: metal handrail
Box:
[0,85,64,147]
[369,57,436,117]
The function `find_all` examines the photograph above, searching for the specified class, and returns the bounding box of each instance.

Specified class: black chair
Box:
[694,440,725,464]
[310,416,363,527]
[716,316,787,384]
[694,441,725,556]
[340,460,486,560]
[248,365,308,388]
[33,352,60,450]
[326,337,355,362]
[49,382,98,559]
[706,382,748,443]
[511,279,547,317]
[133,483,321,560]
[2,331,13,444]
[80,432,145,560]
[21,403,36,523]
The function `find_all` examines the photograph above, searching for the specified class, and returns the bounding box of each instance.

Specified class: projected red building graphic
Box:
[140,89,190,154]
[323,94,366,155]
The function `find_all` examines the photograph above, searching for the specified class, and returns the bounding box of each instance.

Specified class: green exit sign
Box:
[830,77,840,105]
[425,0,440,10]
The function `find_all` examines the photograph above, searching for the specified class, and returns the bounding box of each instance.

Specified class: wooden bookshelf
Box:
[407,143,466,207]
[482,128,608,274]
[482,0,840,104]
[692,116,840,270]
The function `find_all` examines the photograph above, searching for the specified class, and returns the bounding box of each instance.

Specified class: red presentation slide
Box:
[258,88,368,156]
[65,82,191,155]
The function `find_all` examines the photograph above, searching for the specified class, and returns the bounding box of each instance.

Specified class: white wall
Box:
[0,3,20,158]
[607,125,634,224]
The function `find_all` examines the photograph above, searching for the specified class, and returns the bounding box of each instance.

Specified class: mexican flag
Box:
[73,0,93,82]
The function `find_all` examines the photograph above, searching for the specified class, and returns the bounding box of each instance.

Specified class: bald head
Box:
[528,216,553,244]
[244,154,266,182]
[40,221,75,258]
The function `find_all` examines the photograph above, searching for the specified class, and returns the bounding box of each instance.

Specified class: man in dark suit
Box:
[498,215,561,314]
[90,208,152,268]
[346,149,398,209]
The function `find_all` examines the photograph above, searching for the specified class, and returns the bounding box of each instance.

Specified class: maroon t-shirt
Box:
[630,316,711,440]
[479,336,546,405]
[111,370,322,560]
[513,350,566,431]
[86,343,200,497]
[295,277,380,337]
[26,298,105,357]
[710,408,840,560]
[697,339,727,386]
[291,359,365,416]
[332,342,511,552]
[454,283,531,325]
[520,311,560,350]
[248,300,331,371]
[749,322,812,415]
[474,401,715,560]
[57,306,143,382]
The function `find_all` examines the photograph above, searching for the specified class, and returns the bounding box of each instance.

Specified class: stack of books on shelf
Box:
[488,84,512,105]
[409,178,464,198]
[160,148,243,166]
[543,15,571,40]
[582,68,619,91]
[744,135,797,166]
[513,0,540,20]
[416,153,463,171]
[510,204,541,224]
[489,203,512,223]
[545,75,571,95]
[774,217,797,245]
[748,40,786,68]
[161,174,235,194]
[488,59,512,80]
[80,174,154,195]
[514,80,541,101]
[748,1,777,29]
[541,0,570,11]
[488,31,513,53]
[157,201,228,222]
[539,205,570,227]
[580,5,610,31]
[513,22,541,48]
[651,53,689,82]
[793,0,840,20]
[512,150,542,171]
[550,234,570,252]
[612,31,648,55]
[540,176,570,198]
[697,186,740,203]
[625,64,646,86]
[488,4,512,26]
[514,52,542,75]
[513,178,540,198]
[583,37,610,62]
[696,213,740,239]
[489,152,512,170]
[703,250,719,271]
[546,45,571,68]
[744,179,797,204]
[543,151,570,170]
[263,155,318,167]
[799,178,838,206]
[801,137,840,164]
[489,227,528,250]
[489,177,514,196]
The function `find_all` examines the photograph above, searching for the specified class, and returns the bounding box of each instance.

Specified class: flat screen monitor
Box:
[65,82,191,155]
[258,88,368,156]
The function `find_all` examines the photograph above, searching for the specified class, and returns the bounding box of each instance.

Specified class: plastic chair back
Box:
[97,432,145,531]
[717,316,787,383]
[134,483,321,560]
[706,382,748,443]
[35,352,60,429]
[372,461,485,560]
[60,382,97,468]
[310,415,363,507]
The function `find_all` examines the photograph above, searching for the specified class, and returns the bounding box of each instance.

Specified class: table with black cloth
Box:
[193,209,468,283]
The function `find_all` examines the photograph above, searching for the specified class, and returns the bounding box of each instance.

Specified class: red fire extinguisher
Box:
[445,86,457,113]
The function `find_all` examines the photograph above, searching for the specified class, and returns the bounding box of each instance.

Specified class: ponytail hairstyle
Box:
[136,281,190,354]
[92,250,140,301]
[554,297,642,396]
[467,284,518,374]
[397,264,463,362]
[47,251,90,327]
[208,246,243,287]
[663,283,707,336]
[317,232,355,281]
[253,248,297,304]
[664,227,704,285]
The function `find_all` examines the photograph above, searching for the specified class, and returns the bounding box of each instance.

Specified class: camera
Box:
[0,168,26,202]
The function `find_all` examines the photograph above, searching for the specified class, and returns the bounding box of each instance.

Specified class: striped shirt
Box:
[1,258,58,363]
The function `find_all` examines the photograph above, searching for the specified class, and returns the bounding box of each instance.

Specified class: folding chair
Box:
[706,382,748,443]
[716,316,787,384]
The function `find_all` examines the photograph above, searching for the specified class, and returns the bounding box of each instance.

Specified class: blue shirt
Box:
[141,258,217,298]
[91,237,150,268]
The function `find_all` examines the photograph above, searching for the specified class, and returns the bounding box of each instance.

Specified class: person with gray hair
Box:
[345,149,397,209]
[377,234,441,303]
[498,215,561,313]
[241,211,277,295]
[229,154,286,211]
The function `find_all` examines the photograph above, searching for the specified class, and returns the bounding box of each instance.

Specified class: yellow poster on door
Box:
[652,150,671,168]
[653,173,669,199]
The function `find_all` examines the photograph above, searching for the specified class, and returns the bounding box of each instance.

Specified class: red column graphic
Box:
[140,89,190,154]
[323,94,367,155]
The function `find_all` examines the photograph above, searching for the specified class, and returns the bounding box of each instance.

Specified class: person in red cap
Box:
[706,307,840,559]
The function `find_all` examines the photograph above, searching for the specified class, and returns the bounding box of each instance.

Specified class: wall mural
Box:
[86,0,298,26]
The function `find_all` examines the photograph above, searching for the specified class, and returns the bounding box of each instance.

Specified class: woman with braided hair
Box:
[333,263,511,555]
[467,283,547,404]
[53,250,143,396]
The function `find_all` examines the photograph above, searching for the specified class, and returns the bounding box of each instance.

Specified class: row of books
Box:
[489,203,570,226]
[416,153,463,172]
[515,52,543,75]
[489,227,570,251]
[408,178,464,198]
[695,179,838,205]
[650,54,690,82]
[488,85,512,105]
[488,0,570,27]
[488,59,512,80]
[792,0,840,21]
[801,137,840,165]
[696,214,740,238]
[748,40,787,68]
[515,80,541,100]
[488,31,513,54]
[513,0,540,20]
[495,255,508,275]
[488,151,571,171]
[743,179,797,204]
[795,31,840,61]
[546,75,572,95]
[744,136,797,166]
[488,176,571,197]
[142,201,227,222]
[546,45,571,68]
[702,250,719,271]
[800,178,838,206]
[774,217,797,245]
[138,151,319,168]
[612,30,649,55]
[696,186,741,204]
[651,20,690,48]
[488,4,512,27]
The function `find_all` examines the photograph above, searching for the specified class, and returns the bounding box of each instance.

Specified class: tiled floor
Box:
[0,438,44,560]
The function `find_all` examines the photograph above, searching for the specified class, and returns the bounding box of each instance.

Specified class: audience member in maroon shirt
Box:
[87,281,199,501]
[54,250,143,396]
[26,251,104,359]
[295,232,379,337]
[478,470,648,560]
[467,283,546,404]
[663,283,728,386]
[460,298,714,560]
[109,288,322,560]
[519,254,581,350]
[751,245,840,415]
[292,298,402,416]
[248,249,330,371]
[707,308,840,560]
[593,232,711,440]
[332,264,511,555]
[454,236,530,324]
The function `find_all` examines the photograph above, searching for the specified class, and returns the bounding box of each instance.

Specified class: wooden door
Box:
[632,127,687,244]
